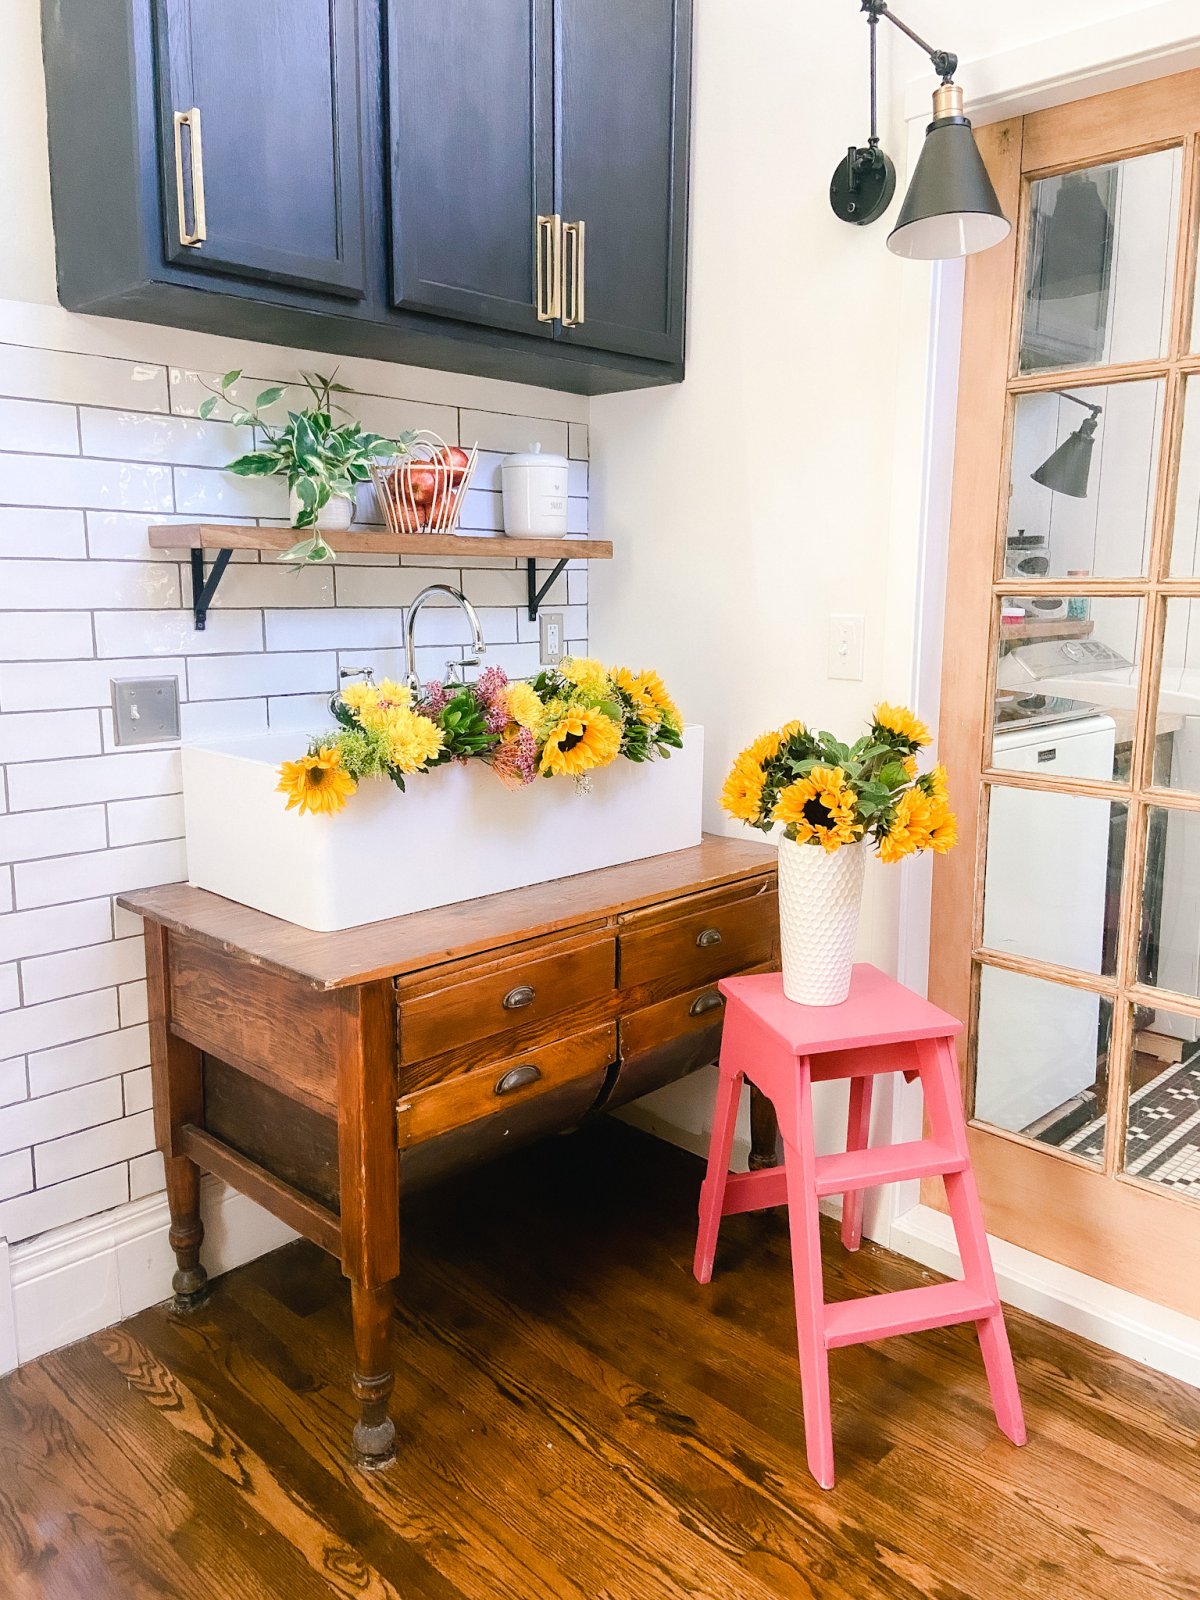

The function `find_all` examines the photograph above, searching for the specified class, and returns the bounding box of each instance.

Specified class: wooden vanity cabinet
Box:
[121,835,777,1468]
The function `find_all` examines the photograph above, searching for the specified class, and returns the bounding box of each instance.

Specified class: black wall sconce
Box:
[1031,392,1104,499]
[830,0,1011,260]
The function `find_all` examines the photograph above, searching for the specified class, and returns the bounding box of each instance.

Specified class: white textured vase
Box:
[777,837,866,1006]
[288,488,355,531]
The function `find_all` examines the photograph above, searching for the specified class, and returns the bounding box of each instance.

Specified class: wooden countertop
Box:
[119,834,778,991]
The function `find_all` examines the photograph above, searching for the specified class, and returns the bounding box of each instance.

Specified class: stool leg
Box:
[840,1074,873,1253]
[693,1063,743,1285]
[922,1038,1027,1448]
[783,1062,836,1490]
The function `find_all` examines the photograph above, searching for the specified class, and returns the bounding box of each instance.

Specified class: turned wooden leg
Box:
[350,1279,397,1468]
[748,1083,780,1171]
[165,1153,209,1312]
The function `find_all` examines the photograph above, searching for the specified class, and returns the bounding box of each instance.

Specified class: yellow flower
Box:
[903,755,918,780]
[540,707,623,777]
[879,787,933,864]
[612,666,659,725]
[276,747,356,817]
[504,680,543,731]
[340,681,382,719]
[874,702,931,749]
[377,706,443,773]
[926,762,949,803]
[926,796,958,854]
[773,765,860,852]
[720,753,766,824]
[560,656,612,697]
[638,669,682,728]
[342,677,412,732]
[744,720,805,766]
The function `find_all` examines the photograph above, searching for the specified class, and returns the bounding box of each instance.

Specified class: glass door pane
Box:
[1122,1002,1200,1196]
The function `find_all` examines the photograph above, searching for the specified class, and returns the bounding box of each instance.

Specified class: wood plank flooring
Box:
[0,1118,1196,1599]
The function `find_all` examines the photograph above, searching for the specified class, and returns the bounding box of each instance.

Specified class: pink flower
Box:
[474,665,509,705]
[418,682,450,716]
[490,726,538,789]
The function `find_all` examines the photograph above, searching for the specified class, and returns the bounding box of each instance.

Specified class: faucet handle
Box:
[340,666,376,684]
[445,655,480,685]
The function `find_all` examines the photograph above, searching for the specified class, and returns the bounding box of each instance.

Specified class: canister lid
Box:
[503,442,570,469]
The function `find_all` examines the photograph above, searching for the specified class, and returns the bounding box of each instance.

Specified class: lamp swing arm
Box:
[861,1,958,85]
[1057,390,1104,420]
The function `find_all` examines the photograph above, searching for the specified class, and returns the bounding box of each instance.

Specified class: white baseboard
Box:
[890,1202,1200,1391]
[4,1176,297,1369]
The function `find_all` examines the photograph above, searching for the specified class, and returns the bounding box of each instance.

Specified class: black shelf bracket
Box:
[188,547,233,630]
[526,556,568,622]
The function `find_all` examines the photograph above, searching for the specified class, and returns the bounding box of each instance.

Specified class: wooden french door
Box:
[933,70,1200,1318]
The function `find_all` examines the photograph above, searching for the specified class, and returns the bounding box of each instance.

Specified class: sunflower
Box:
[612,666,659,725]
[925,796,958,854]
[560,656,612,698]
[873,702,931,750]
[277,746,357,817]
[773,765,860,852]
[878,787,931,864]
[744,720,805,766]
[720,752,766,824]
[540,706,623,777]
[637,669,682,729]
[924,762,950,803]
[504,680,543,731]
[377,706,444,773]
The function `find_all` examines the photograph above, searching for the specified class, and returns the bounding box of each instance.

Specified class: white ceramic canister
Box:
[501,443,570,538]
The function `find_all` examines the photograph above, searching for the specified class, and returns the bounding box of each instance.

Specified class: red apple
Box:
[405,464,440,505]
[434,444,471,483]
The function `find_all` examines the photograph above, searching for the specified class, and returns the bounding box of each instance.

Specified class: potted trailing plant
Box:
[199,369,412,563]
[720,705,957,1006]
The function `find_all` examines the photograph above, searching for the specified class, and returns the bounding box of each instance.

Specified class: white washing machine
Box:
[975,707,1116,1135]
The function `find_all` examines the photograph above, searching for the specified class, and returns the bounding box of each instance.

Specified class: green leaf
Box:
[255,385,285,409]
[198,395,218,420]
[294,476,318,507]
[220,368,243,390]
[226,450,282,476]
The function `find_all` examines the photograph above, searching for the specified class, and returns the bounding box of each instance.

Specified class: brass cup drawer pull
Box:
[494,1063,542,1097]
[696,927,723,948]
[690,990,725,1018]
[503,984,536,1011]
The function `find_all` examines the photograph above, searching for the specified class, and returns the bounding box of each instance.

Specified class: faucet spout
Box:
[403,583,487,690]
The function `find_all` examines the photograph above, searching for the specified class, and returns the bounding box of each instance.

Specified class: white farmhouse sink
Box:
[182,727,704,931]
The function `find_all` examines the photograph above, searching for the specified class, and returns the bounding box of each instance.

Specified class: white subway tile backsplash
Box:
[460,410,569,456]
[129,1148,165,1200]
[0,396,79,455]
[117,980,147,1027]
[179,698,268,741]
[94,607,262,659]
[0,1147,31,1201]
[265,693,338,732]
[0,710,102,763]
[0,899,113,964]
[35,1106,155,1187]
[173,464,288,518]
[0,344,168,411]
[122,1066,152,1116]
[210,562,335,610]
[333,566,444,609]
[20,937,145,1006]
[264,607,404,653]
[0,656,185,712]
[0,1162,128,1241]
[568,422,588,460]
[0,508,86,560]
[27,1024,149,1097]
[7,749,181,811]
[0,804,107,864]
[79,408,252,468]
[0,611,95,662]
[15,839,187,909]
[0,559,180,611]
[0,964,17,1011]
[107,795,184,847]
[0,1043,120,1132]
[0,1056,27,1107]
[187,650,336,701]
[0,453,174,513]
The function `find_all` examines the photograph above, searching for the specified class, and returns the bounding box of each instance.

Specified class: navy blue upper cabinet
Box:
[40,0,691,394]
[153,0,366,297]
[386,0,554,335]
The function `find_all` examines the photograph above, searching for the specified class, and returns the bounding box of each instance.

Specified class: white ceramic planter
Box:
[288,488,355,531]
[182,726,704,931]
[777,837,865,1006]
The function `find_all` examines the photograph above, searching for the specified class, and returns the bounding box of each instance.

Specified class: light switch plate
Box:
[828,614,865,681]
[111,676,180,745]
[539,611,564,666]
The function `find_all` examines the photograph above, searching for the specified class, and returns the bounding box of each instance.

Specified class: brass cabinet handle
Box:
[503,984,536,1011]
[495,1063,542,1096]
[535,214,562,321]
[689,989,725,1018]
[172,108,207,247]
[696,927,722,948]
[561,219,586,326]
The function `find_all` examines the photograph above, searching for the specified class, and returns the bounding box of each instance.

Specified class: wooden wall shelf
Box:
[147,524,613,630]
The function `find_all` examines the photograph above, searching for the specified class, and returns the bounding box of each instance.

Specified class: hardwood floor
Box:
[0,1118,1197,1599]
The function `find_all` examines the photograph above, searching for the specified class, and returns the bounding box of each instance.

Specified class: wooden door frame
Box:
[929,69,1200,1320]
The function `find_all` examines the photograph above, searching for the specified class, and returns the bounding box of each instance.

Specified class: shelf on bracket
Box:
[527,557,570,622]
[188,547,233,631]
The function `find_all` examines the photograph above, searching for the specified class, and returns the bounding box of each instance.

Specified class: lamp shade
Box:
[1031,416,1098,499]
[888,87,1010,261]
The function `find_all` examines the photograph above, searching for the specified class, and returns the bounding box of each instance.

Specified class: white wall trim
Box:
[0,1243,16,1376]
[5,1178,296,1368]
[892,1202,1200,1389]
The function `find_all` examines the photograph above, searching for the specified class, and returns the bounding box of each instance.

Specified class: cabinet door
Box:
[385,0,553,335]
[153,0,365,298]
[555,0,690,362]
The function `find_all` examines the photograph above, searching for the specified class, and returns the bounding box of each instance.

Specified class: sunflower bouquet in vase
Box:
[720,704,956,1005]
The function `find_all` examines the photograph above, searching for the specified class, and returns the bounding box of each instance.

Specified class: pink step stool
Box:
[694,964,1026,1489]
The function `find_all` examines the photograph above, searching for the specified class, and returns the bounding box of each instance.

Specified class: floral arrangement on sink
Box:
[720,704,957,1005]
[277,658,683,816]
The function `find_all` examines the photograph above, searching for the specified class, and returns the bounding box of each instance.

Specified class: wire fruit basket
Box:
[369,431,479,537]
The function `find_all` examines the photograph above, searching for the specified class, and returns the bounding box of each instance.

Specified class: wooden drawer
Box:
[618,878,776,996]
[395,1023,616,1149]
[397,935,616,1068]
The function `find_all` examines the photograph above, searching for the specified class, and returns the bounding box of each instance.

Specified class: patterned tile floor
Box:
[1062,1052,1200,1194]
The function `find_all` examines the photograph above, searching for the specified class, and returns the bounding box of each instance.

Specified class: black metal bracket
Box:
[527,557,568,621]
[188,547,233,630]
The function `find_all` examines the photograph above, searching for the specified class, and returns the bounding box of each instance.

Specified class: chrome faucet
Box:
[402,583,487,690]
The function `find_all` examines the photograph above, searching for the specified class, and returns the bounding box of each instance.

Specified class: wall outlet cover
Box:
[539,611,564,666]
[111,677,181,745]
